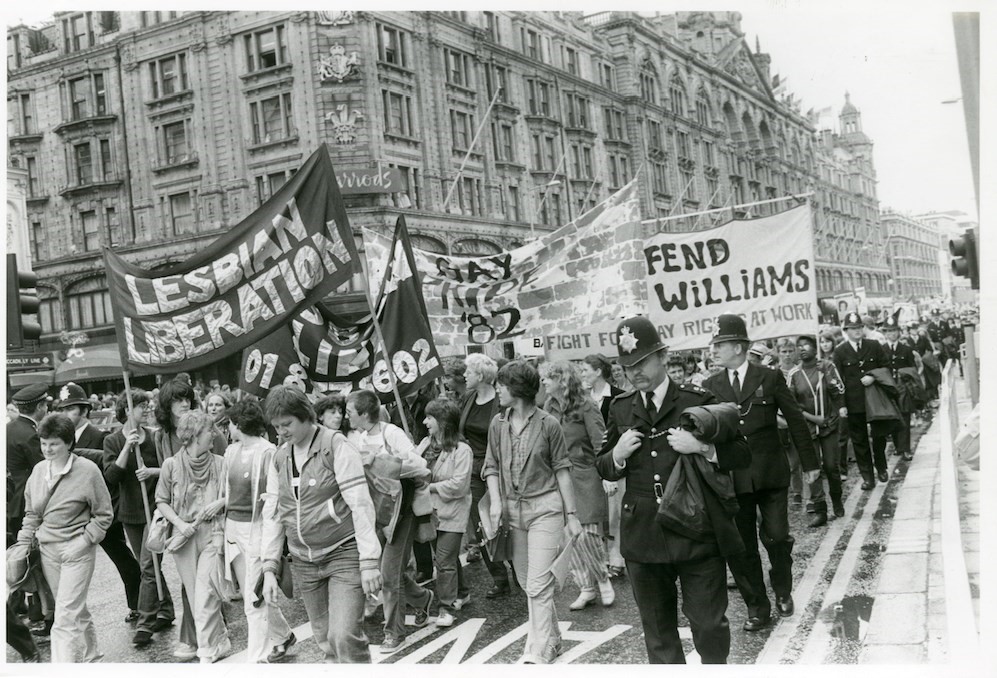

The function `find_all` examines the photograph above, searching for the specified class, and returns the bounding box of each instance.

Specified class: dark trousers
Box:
[6,601,38,659]
[627,557,730,664]
[100,521,142,612]
[413,541,434,579]
[838,418,851,476]
[728,487,793,618]
[884,413,912,456]
[847,412,888,483]
[469,475,509,584]
[809,434,843,513]
[122,522,178,635]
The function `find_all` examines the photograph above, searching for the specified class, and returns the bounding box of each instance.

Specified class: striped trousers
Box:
[570,523,609,591]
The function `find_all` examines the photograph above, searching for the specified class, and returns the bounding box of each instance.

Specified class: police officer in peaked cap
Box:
[702,314,820,631]
[7,384,52,544]
[595,316,750,664]
[881,318,919,462]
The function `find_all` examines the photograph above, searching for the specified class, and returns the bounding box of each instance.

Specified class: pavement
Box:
[859,380,979,665]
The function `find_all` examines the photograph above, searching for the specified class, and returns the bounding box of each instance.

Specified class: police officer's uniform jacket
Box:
[595,379,750,563]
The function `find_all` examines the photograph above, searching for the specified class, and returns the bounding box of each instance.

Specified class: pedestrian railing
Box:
[937,362,978,664]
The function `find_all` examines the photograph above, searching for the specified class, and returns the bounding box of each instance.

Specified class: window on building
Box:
[540,190,562,227]
[457,177,483,216]
[450,109,473,151]
[69,76,90,120]
[255,171,288,205]
[74,142,93,184]
[63,14,92,53]
[603,107,625,141]
[507,185,521,221]
[651,160,668,195]
[93,73,106,115]
[565,93,589,129]
[525,78,552,117]
[26,156,39,197]
[99,138,113,179]
[701,139,716,167]
[140,11,178,28]
[563,46,578,75]
[442,11,468,22]
[17,93,34,135]
[376,23,407,67]
[444,48,472,88]
[647,119,662,151]
[675,130,691,159]
[485,64,508,103]
[105,206,121,247]
[696,90,711,126]
[382,90,414,137]
[484,12,500,42]
[680,168,696,199]
[149,53,188,99]
[39,298,62,333]
[245,25,287,72]
[599,62,615,90]
[706,173,719,203]
[30,221,44,261]
[67,289,112,329]
[250,93,294,143]
[388,164,421,208]
[80,210,100,251]
[522,28,542,61]
[669,75,687,116]
[639,66,657,105]
[491,122,516,162]
[160,120,189,164]
[543,136,556,171]
[169,192,194,235]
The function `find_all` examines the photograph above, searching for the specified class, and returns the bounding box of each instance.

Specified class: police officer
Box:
[702,315,820,631]
[881,318,918,462]
[595,316,750,664]
[833,312,890,490]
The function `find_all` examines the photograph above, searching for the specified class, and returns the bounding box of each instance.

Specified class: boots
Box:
[831,496,845,518]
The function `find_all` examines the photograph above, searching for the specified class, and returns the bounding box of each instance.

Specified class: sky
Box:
[6,1,984,221]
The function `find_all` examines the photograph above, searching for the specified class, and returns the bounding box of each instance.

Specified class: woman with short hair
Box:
[17,413,113,663]
[221,400,295,663]
[205,393,232,445]
[155,411,229,663]
[484,361,582,664]
[260,386,382,663]
[539,362,614,611]
[314,393,351,434]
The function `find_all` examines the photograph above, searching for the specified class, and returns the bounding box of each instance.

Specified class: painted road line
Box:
[755,471,872,664]
[461,621,531,664]
[555,623,631,664]
[394,618,487,664]
[795,457,899,664]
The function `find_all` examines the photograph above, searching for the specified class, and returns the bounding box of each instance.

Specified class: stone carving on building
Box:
[319,44,361,83]
[325,104,365,144]
[726,51,760,91]
[316,11,355,26]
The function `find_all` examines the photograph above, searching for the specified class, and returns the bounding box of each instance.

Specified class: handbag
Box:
[145,508,173,554]
[276,539,293,599]
[7,473,68,591]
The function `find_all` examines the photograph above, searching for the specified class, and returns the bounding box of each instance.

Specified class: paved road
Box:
[8,418,929,664]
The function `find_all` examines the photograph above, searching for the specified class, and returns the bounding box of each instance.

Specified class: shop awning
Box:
[54,345,123,385]
[8,370,55,388]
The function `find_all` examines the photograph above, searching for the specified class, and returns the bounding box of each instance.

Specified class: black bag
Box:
[655,455,713,542]
[253,539,293,606]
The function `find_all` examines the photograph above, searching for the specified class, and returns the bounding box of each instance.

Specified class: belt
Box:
[626,483,665,501]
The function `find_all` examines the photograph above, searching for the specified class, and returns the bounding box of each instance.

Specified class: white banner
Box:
[644,204,819,350]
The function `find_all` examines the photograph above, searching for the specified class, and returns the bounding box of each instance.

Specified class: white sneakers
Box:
[568,589,597,610]
[173,643,197,660]
[199,636,232,664]
[436,611,455,627]
[598,579,616,607]
[570,581,615,611]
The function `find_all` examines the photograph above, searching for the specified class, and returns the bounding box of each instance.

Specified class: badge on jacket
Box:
[755,386,764,398]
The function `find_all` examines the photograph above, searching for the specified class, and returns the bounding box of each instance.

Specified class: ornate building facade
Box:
[880,209,943,300]
[7,10,888,379]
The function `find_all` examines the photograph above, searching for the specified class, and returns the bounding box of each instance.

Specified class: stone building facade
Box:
[7,10,888,378]
[880,209,944,300]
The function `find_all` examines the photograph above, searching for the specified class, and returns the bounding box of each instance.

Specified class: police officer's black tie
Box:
[645,392,656,414]
[732,371,742,401]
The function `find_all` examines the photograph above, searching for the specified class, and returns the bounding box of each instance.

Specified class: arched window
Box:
[639,62,658,105]
[65,276,113,330]
[668,74,687,117]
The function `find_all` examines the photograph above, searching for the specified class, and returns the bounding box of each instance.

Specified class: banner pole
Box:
[643,191,813,225]
[441,87,503,213]
[357,246,415,441]
[122,370,165,601]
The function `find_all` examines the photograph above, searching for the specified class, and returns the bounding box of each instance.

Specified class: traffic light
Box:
[949,229,979,290]
[7,253,42,350]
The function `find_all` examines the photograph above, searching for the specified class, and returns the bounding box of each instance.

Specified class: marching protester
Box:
[314,393,351,434]
[221,400,295,663]
[610,361,632,392]
[16,413,113,662]
[540,362,615,611]
[205,393,232,446]
[261,386,382,663]
[775,339,804,507]
[56,383,141,626]
[419,398,473,627]
[881,318,919,462]
[666,355,689,384]
[484,360,582,664]
[596,317,750,663]
[443,360,467,402]
[833,312,891,490]
[819,331,852,480]
[103,389,178,649]
[578,355,625,579]
[789,336,847,524]
[155,411,230,663]
[704,315,820,631]
[456,354,508,596]
[345,390,433,653]
[6,384,54,635]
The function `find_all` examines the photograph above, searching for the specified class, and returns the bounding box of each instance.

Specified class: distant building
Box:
[917,210,977,301]
[880,209,944,301]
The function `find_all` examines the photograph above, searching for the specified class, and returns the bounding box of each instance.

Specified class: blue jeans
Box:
[380,510,431,639]
[291,540,369,663]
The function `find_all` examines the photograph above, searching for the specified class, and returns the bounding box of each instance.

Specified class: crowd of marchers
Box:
[5,303,974,664]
